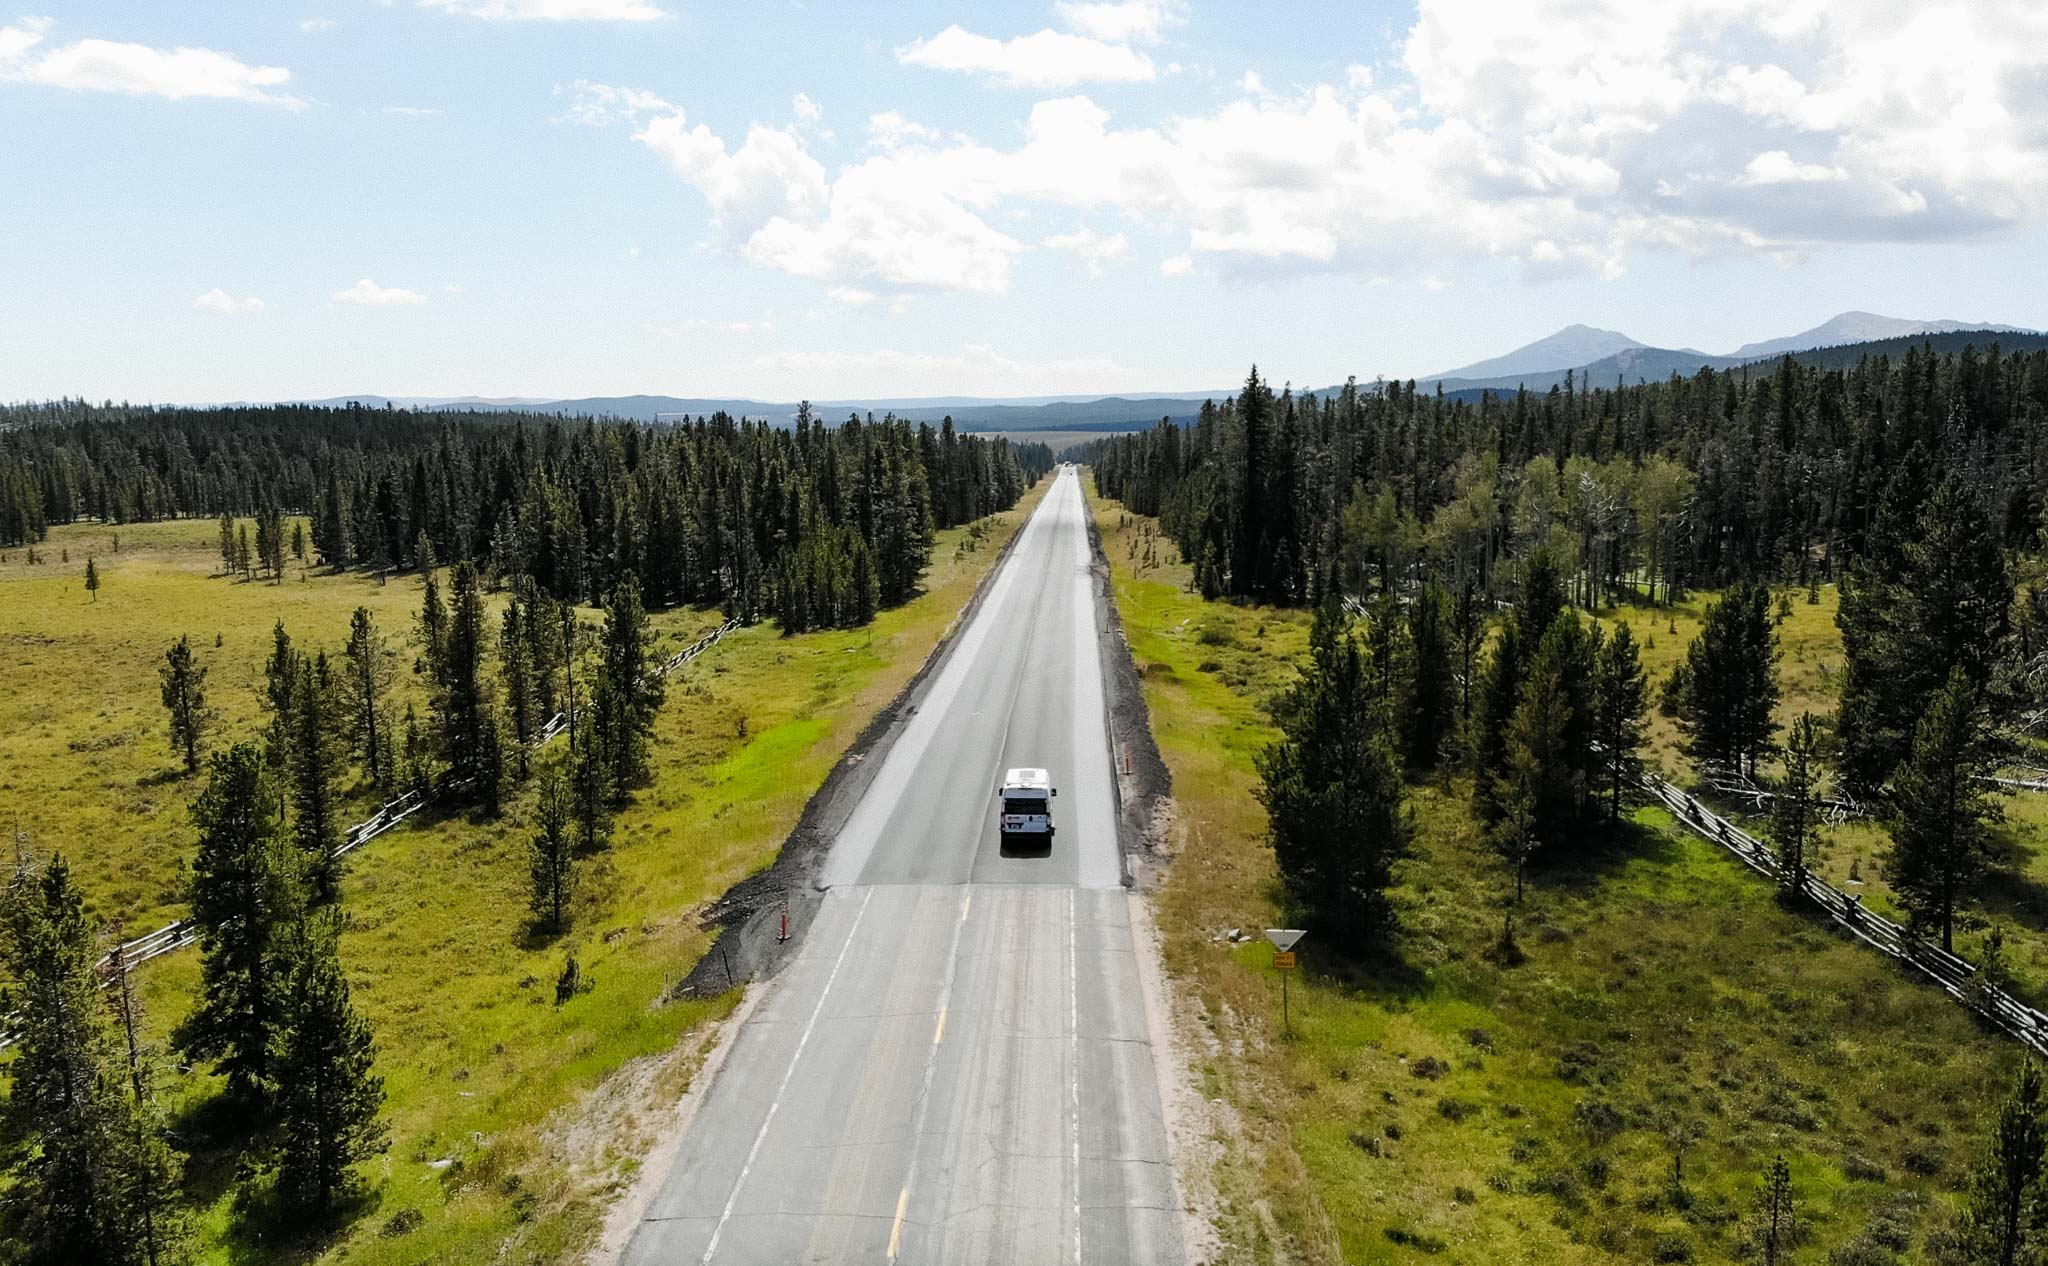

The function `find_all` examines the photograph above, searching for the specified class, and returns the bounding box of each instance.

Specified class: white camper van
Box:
[998,768,1056,842]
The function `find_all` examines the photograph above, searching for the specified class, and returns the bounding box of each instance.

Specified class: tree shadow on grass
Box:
[1516,804,1691,900]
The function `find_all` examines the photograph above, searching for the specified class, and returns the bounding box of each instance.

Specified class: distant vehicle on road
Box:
[998,767,1056,843]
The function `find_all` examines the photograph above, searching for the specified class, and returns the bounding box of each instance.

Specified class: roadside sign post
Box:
[1265,929,1305,1037]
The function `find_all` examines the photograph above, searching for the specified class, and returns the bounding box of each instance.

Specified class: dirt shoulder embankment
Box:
[1084,491,1175,886]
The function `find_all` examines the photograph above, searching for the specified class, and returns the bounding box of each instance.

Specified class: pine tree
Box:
[0,855,185,1266]
[1750,1154,1797,1266]
[292,656,344,904]
[261,620,299,767]
[1474,617,1525,820]
[175,743,304,1106]
[158,635,210,774]
[1493,653,1571,897]
[1591,622,1648,821]
[272,911,387,1215]
[434,560,500,789]
[1839,474,2013,796]
[591,577,664,799]
[105,936,187,1266]
[341,607,394,788]
[84,555,98,602]
[1255,598,1409,951]
[1676,581,1780,776]
[1772,713,1827,894]
[570,729,611,854]
[1886,668,2003,953]
[528,757,576,932]
[416,566,449,686]
[217,512,235,575]
[400,703,433,797]
[1963,1060,2048,1266]
[499,585,540,778]
[1403,578,1455,771]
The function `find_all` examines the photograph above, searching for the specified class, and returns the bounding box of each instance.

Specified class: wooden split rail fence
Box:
[0,615,746,1052]
[1637,769,2048,1058]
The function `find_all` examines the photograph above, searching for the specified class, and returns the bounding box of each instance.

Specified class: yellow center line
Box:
[933,1005,948,1046]
[888,1186,911,1259]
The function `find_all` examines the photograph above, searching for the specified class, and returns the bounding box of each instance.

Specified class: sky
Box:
[4,0,2048,403]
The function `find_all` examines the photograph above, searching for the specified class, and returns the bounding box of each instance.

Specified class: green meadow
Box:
[1089,476,2022,1266]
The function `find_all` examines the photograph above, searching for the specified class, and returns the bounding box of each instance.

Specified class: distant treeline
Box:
[1078,342,2048,606]
[0,401,1055,629]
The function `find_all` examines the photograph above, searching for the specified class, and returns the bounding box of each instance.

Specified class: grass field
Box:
[1088,478,2021,1266]
[0,479,1049,1265]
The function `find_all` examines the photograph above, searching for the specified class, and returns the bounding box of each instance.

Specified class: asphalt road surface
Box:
[621,468,1184,1264]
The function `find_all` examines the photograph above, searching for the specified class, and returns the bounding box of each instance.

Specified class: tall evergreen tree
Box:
[0,856,186,1266]
[1886,668,2003,953]
[260,620,299,769]
[1772,713,1827,895]
[1838,474,2013,796]
[1963,1060,2048,1266]
[1495,649,1573,890]
[416,566,449,687]
[340,607,394,789]
[1591,622,1648,821]
[1474,616,1525,820]
[1676,581,1780,776]
[528,757,576,933]
[434,560,500,790]
[591,577,664,799]
[1403,578,1456,771]
[83,555,98,602]
[175,743,303,1106]
[291,655,344,904]
[499,584,540,778]
[158,635,210,774]
[1255,599,1409,951]
[272,911,387,1215]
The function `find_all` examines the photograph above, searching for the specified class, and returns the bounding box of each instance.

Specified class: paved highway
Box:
[620,468,1184,1264]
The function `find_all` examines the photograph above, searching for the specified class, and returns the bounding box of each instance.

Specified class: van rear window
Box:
[1002,797,1048,816]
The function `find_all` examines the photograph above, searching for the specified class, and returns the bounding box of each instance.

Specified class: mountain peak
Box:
[1428,324,1648,383]
[1729,311,2031,360]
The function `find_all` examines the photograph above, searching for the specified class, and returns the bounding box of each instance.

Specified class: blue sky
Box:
[4,0,2047,402]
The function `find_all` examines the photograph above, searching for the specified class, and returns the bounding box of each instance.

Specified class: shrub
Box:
[1410,1055,1450,1080]
[1652,1231,1695,1263]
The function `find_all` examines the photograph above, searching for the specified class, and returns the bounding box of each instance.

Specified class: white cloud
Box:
[1043,228,1131,276]
[622,0,2048,295]
[867,110,944,150]
[792,92,822,123]
[647,317,776,336]
[299,17,338,33]
[419,0,665,19]
[1736,150,1846,186]
[1051,0,1184,44]
[898,25,1156,88]
[383,105,441,117]
[554,79,674,125]
[0,18,302,107]
[1159,253,1193,277]
[333,278,427,307]
[193,288,263,314]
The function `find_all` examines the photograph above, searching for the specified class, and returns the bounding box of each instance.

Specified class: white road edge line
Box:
[700,888,875,1264]
[1069,887,1082,1266]
[888,887,977,1262]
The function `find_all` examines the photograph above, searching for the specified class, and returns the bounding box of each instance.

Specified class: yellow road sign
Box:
[1272,951,1296,970]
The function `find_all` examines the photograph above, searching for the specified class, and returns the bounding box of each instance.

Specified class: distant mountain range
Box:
[285,311,2041,434]
[1418,311,2037,396]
